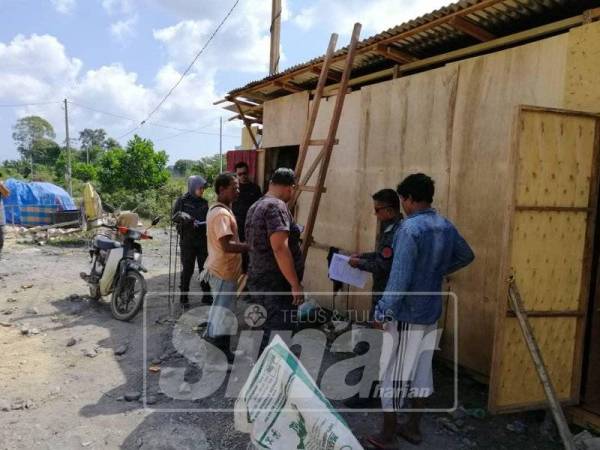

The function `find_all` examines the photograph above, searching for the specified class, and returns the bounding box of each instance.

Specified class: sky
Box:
[0,0,450,165]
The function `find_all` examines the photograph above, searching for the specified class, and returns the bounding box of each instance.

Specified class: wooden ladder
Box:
[290,23,362,263]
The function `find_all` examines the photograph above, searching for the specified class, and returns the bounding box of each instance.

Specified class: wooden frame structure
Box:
[489,105,600,413]
[222,0,600,424]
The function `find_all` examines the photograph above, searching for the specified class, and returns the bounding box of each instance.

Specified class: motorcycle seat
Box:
[93,235,122,250]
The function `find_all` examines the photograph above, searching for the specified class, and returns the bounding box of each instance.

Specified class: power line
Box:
[68,101,224,137]
[67,101,138,122]
[0,101,60,108]
[137,0,240,127]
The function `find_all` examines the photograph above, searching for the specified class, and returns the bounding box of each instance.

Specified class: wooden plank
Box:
[311,66,341,82]
[507,280,576,450]
[447,35,569,376]
[301,23,362,262]
[449,15,496,41]
[506,310,585,318]
[567,406,600,433]
[269,0,281,75]
[274,80,303,93]
[308,139,338,146]
[515,206,593,212]
[296,185,326,193]
[233,99,259,150]
[374,44,417,64]
[261,91,310,148]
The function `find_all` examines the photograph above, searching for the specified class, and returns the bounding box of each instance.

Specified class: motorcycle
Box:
[80,213,161,321]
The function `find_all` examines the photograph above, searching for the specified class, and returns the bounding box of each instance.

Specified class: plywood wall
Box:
[356,65,458,254]
[564,20,600,112]
[295,92,364,311]
[258,28,591,377]
[444,34,568,375]
[262,91,309,148]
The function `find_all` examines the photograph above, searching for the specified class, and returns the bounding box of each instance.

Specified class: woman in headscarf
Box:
[172,175,212,308]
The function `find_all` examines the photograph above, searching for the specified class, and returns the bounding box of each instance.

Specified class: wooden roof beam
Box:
[310,66,342,82]
[273,80,304,93]
[374,44,417,64]
[233,97,261,108]
[228,114,260,123]
[449,15,496,41]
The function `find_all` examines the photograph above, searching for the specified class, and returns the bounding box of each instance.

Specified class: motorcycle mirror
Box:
[151,216,161,226]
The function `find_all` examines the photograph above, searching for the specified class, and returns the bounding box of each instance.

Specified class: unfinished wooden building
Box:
[221,0,600,425]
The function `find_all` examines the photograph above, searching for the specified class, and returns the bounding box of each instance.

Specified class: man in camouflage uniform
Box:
[345,188,402,408]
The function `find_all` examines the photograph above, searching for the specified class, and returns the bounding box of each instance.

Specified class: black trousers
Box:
[247,276,297,352]
[179,243,210,303]
[0,226,4,253]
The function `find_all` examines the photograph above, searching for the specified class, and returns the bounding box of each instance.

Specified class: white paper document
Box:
[328,253,369,288]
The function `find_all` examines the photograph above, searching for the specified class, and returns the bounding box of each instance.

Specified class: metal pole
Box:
[64,99,73,195]
[219,116,223,173]
[269,0,281,75]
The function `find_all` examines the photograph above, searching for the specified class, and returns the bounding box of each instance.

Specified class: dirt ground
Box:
[0,226,572,449]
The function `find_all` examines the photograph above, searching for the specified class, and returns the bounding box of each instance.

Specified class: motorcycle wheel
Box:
[110,270,146,321]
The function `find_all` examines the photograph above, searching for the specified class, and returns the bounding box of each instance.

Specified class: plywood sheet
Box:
[564,21,600,113]
[262,91,309,148]
[515,111,597,207]
[356,66,458,252]
[494,317,577,407]
[489,107,599,413]
[511,211,587,311]
[445,34,569,375]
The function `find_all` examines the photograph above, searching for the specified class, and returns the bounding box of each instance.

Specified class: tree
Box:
[98,135,169,193]
[192,154,225,184]
[173,159,195,176]
[79,128,107,150]
[78,128,120,164]
[31,138,61,165]
[12,116,58,169]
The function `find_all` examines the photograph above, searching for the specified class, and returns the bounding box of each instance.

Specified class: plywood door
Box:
[489,106,600,413]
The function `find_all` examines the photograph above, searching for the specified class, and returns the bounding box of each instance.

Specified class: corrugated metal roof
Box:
[225,0,599,107]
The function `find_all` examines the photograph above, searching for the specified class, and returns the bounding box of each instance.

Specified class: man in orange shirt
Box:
[204,172,249,362]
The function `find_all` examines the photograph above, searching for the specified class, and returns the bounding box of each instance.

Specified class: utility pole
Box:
[219,116,223,173]
[64,99,73,195]
[269,0,281,75]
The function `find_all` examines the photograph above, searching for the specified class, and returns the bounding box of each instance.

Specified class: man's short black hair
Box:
[372,189,400,210]
[214,172,237,195]
[234,161,249,171]
[397,173,434,203]
[270,167,295,186]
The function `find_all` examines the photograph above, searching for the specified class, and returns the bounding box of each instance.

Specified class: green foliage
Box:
[79,128,107,150]
[98,135,169,194]
[72,162,98,182]
[173,159,195,176]
[78,128,121,164]
[173,154,225,184]
[12,116,59,168]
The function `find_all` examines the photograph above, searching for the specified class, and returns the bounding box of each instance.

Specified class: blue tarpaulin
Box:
[4,178,76,226]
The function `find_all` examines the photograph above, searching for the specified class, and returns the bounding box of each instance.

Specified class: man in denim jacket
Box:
[364,173,474,449]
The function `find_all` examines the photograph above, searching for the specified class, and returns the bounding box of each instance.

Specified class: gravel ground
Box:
[0,226,569,449]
